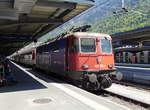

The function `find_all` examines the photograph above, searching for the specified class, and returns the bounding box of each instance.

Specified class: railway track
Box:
[103,90,150,109]
[102,83,150,109]
[113,80,150,91]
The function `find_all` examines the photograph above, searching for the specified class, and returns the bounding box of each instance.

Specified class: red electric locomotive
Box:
[36,33,116,90]
[66,32,115,90]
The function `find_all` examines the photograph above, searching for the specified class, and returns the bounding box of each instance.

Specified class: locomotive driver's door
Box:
[100,38,114,70]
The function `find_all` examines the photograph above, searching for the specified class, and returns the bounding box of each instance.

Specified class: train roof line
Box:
[72,32,111,38]
[37,31,112,48]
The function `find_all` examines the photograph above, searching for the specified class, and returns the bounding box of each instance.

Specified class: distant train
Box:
[115,51,150,85]
[115,51,150,64]
[13,32,117,90]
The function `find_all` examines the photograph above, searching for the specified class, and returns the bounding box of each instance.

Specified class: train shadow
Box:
[13,62,72,85]
[26,67,113,96]
[0,62,47,93]
[27,68,70,85]
[89,90,110,97]
[27,68,113,97]
[25,65,113,98]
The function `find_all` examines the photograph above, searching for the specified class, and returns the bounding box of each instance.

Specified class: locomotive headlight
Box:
[82,64,89,69]
[108,64,113,68]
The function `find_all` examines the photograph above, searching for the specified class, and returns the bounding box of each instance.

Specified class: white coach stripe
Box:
[116,66,150,70]
[11,61,111,110]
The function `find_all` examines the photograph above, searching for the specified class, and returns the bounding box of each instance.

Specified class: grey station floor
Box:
[0,61,129,110]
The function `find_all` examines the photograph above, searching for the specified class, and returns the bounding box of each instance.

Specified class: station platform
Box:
[116,63,150,68]
[0,61,129,110]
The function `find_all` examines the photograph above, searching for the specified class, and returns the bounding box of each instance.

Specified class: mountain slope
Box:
[89,0,150,34]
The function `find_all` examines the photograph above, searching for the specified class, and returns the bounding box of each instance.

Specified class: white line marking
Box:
[11,61,49,87]
[11,61,129,110]
[116,66,150,70]
[52,83,111,110]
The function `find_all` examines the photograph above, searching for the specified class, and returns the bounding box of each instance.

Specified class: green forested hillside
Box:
[90,0,150,34]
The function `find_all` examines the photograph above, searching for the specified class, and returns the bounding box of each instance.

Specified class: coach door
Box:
[148,52,150,64]
[115,52,119,63]
[140,52,144,64]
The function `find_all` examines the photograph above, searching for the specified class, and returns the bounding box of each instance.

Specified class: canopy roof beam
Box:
[0,10,18,20]
[0,17,63,29]
[0,0,14,9]
[36,1,76,9]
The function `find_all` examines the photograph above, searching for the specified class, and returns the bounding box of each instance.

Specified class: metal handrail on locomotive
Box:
[13,26,117,90]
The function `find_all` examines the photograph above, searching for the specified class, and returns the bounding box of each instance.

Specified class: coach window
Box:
[37,47,40,53]
[38,46,43,53]
[44,45,49,52]
[52,43,59,52]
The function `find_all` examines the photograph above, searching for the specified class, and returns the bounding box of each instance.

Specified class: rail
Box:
[105,83,150,108]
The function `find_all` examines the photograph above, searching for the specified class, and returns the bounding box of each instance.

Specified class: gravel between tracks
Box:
[102,94,150,110]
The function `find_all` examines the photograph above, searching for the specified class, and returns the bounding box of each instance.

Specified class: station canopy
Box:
[0,0,94,56]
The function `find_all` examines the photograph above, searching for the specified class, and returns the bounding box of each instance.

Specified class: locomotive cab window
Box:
[52,43,59,52]
[101,39,111,54]
[80,38,96,53]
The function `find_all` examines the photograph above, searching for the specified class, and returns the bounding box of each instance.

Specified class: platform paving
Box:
[0,61,129,110]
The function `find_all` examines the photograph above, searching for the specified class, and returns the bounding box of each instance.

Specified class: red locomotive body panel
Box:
[67,33,115,72]
[77,54,115,71]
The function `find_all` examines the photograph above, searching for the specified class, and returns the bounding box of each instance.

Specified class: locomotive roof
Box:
[37,32,112,48]
[71,32,112,39]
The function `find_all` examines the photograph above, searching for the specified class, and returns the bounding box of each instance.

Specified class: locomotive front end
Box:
[68,33,116,90]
